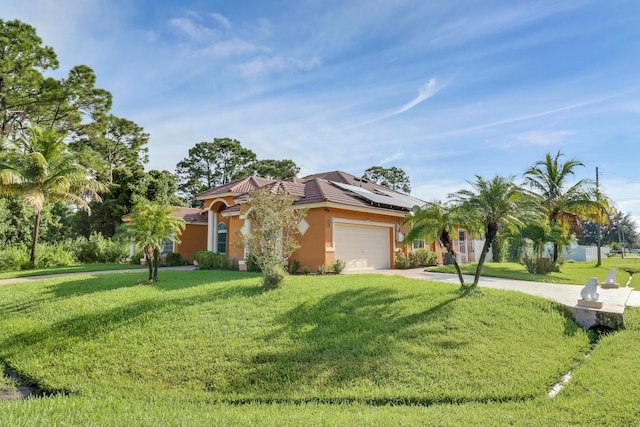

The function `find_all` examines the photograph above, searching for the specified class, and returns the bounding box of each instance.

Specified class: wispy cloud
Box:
[169,17,214,40]
[239,55,322,78]
[210,13,231,30]
[378,151,405,165]
[351,77,445,129]
[392,78,444,116]
[200,38,260,57]
[515,130,574,146]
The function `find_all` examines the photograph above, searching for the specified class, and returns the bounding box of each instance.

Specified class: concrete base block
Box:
[577,299,603,309]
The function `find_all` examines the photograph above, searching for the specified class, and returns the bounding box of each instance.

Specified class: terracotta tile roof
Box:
[302,170,401,195]
[196,170,423,214]
[121,206,207,223]
[196,176,276,199]
[174,207,208,223]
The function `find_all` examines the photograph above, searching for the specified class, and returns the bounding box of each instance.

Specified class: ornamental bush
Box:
[74,233,127,263]
[332,259,346,274]
[395,253,408,269]
[165,252,187,266]
[194,251,229,270]
[408,248,438,267]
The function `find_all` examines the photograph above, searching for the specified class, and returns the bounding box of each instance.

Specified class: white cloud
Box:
[200,38,260,57]
[515,130,574,146]
[210,13,232,30]
[378,152,406,166]
[239,55,322,78]
[393,78,444,116]
[169,17,213,40]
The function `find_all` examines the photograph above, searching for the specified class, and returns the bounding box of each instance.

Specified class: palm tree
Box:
[0,126,106,264]
[450,175,530,286]
[127,199,185,282]
[523,150,609,262]
[404,201,470,286]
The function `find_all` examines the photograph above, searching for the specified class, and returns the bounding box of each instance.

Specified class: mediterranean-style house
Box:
[126,170,477,271]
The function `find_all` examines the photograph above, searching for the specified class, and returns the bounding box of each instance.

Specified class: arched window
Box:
[217,222,227,254]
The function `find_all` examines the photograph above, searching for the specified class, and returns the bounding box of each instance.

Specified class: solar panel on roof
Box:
[330,181,421,210]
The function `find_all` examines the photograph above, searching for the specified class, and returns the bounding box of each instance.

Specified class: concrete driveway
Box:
[366,268,640,310]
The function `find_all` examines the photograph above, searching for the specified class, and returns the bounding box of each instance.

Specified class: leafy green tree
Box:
[404,201,468,286]
[176,138,257,205]
[127,200,185,282]
[71,114,149,183]
[509,222,569,274]
[241,187,307,290]
[0,126,106,264]
[251,159,299,180]
[0,20,112,140]
[450,175,529,287]
[523,151,608,262]
[363,166,411,193]
[579,211,639,249]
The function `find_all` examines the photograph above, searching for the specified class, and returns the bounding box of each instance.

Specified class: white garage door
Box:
[334,223,390,271]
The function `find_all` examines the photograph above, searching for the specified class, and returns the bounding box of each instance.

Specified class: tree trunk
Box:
[473,223,499,286]
[146,247,153,281]
[29,210,42,265]
[153,248,159,282]
[552,243,559,263]
[441,228,466,286]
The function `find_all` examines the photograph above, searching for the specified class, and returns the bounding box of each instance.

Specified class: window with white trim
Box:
[161,238,174,255]
[413,239,426,249]
[217,222,227,254]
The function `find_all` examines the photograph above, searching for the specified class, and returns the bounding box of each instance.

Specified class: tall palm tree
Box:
[127,199,185,282]
[0,126,106,264]
[523,151,609,262]
[404,201,470,286]
[450,175,530,286]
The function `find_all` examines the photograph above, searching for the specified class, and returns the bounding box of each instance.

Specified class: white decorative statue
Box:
[603,268,617,285]
[580,277,600,302]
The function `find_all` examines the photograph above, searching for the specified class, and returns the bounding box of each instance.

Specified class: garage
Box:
[334,223,391,271]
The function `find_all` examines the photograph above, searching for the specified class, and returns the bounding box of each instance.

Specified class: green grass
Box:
[0,263,144,280]
[428,257,640,287]
[0,270,638,425]
[0,363,17,393]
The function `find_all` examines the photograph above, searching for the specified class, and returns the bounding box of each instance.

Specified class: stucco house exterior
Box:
[125,170,476,271]
[195,170,430,272]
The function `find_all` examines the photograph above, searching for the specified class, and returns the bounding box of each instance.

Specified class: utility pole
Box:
[596,167,602,266]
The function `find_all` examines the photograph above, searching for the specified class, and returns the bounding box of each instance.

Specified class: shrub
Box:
[0,245,30,271]
[194,251,230,270]
[409,249,438,267]
[332,259,346,275]
[316,264,326,275]
[395,253,408,269]
[246,254,261,272]
[302,266,311,275]
[262,265,287,290]
[74,233,127,263]
[533,257,559,275]
[228,258,239,271]
[165,252,186,266]
[35,241,76,268]
[130,253,142,265]
[289,259,301,274]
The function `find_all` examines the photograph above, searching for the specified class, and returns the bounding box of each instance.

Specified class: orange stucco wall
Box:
[196,197,422,271]
[289,207,410,271]
[173,223,207,261]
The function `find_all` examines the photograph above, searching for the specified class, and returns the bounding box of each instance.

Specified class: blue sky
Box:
[3,0,640,222]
